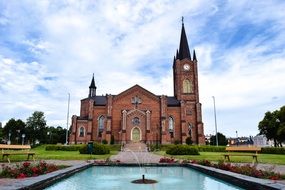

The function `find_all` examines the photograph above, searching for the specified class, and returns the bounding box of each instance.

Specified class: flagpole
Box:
[65,93,70,145]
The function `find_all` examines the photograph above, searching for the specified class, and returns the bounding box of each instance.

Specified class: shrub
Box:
[0,161,63,178]
[147,144,175,151]
[185,137,193,145]
[261,147,285,154]
[108,144,121,151]
[159,157,176,163]
[190,160,285,180]
[79,143,110,155]
[166,145,199,155]
[45,144,84,151]
[110,135,115,145]
[174,140,180,145]
[196,145,226,152]
[102,139,108,144]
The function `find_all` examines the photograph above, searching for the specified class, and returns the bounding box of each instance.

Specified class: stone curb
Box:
[187,163,285,190]
[0,162,92,190]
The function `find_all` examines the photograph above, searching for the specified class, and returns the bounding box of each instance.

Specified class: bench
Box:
[223,146,261,163]
[0,144,35,163]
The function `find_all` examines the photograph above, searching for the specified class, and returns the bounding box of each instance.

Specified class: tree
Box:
[26,111,47,144]
[258,106,285,147]
[210,132,227,146]
[3,118,26,144]
[46,126,67,144]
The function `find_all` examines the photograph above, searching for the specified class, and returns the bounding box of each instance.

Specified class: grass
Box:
[156,151,285,165]
[0,145,118,163]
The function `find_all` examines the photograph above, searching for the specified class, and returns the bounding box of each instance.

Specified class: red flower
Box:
[269,175,280,180]
[31,167,39,174]
[17,173,26,179]
[23,162,31,168]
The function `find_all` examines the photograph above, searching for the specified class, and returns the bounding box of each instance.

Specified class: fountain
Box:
[124,144,158,184]
[131,174,158,184]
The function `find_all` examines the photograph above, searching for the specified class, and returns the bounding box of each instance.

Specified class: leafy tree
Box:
[46,126,67,144]
[258,106,285,147]
[3,118,26,144]
[210,132,227,146]
[26,111,47,144]
[0,124,3,141]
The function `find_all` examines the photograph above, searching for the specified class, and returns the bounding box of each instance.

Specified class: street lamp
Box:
[236,130,238,146]
[8,131,11,145]
[212,96,218,146]
[22,134,25,145]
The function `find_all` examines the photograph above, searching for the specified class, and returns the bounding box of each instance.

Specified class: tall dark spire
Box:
[89,73,97,97]
[178,19,191,60]
[193,49,197,61]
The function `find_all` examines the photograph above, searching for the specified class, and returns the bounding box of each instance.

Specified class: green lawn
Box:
[156,151,285,165]
[0,145,118,163]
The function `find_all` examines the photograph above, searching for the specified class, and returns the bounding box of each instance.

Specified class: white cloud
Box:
[0,0,285,138]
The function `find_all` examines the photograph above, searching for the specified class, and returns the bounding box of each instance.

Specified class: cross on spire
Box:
[181,16,184,24]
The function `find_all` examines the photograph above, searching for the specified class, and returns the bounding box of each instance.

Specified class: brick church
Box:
[69,22,205,145]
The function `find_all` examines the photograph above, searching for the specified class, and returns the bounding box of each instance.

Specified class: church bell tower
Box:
[173,19,205,144]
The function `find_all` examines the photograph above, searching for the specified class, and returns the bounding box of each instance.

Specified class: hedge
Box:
[166,145,200,155]
[45,144,84,151]
[108,144,121,151]
[261,147,285,154]
[79,143,110,155]
[196,145,226,152]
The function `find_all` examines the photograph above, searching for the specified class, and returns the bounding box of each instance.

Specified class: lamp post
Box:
[275,118,280,147]
[8,131,11,145]
[212,96,218,146]
[22,134,25,145]
[236,130,238,146]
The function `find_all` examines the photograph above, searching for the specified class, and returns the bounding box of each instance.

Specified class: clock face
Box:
[183,64,190,71]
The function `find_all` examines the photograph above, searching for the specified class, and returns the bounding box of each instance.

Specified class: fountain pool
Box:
[45,166,243,190]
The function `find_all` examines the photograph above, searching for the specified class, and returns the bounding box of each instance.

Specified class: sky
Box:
[0,0,285,138]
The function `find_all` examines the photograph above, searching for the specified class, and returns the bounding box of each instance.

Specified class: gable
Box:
[113,84,159,103]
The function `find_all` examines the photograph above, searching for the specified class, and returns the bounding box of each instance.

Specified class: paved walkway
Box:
[110,142,163,163]
[110,150,163,164]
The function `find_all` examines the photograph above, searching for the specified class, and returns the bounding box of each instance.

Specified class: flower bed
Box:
[0,161,66,179]
[159,157,176,163]
[189,160,285,180]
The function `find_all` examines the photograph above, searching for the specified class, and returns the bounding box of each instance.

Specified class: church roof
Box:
[82,94,180,107]
[167,96,180,106]
[178,23,191,60]
[92,96,106,106]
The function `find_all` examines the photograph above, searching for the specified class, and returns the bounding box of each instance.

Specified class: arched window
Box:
[183,79,193,93]
[98,116,105,132]
[169,116,174,132]
[79,127,84,137]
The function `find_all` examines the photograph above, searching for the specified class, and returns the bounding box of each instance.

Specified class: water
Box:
[45,166,244,190]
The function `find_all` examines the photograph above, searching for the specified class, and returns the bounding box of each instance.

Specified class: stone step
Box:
[123,142,148,152]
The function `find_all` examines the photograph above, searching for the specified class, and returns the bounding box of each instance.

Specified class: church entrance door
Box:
[132,127,140,142]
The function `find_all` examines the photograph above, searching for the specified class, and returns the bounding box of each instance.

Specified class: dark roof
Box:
[78,116,88,120]
[167,97,180,106]
[178,23,191,60]
[92,96,107,106]
[83,96,180,107]
[89,74,96,89]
